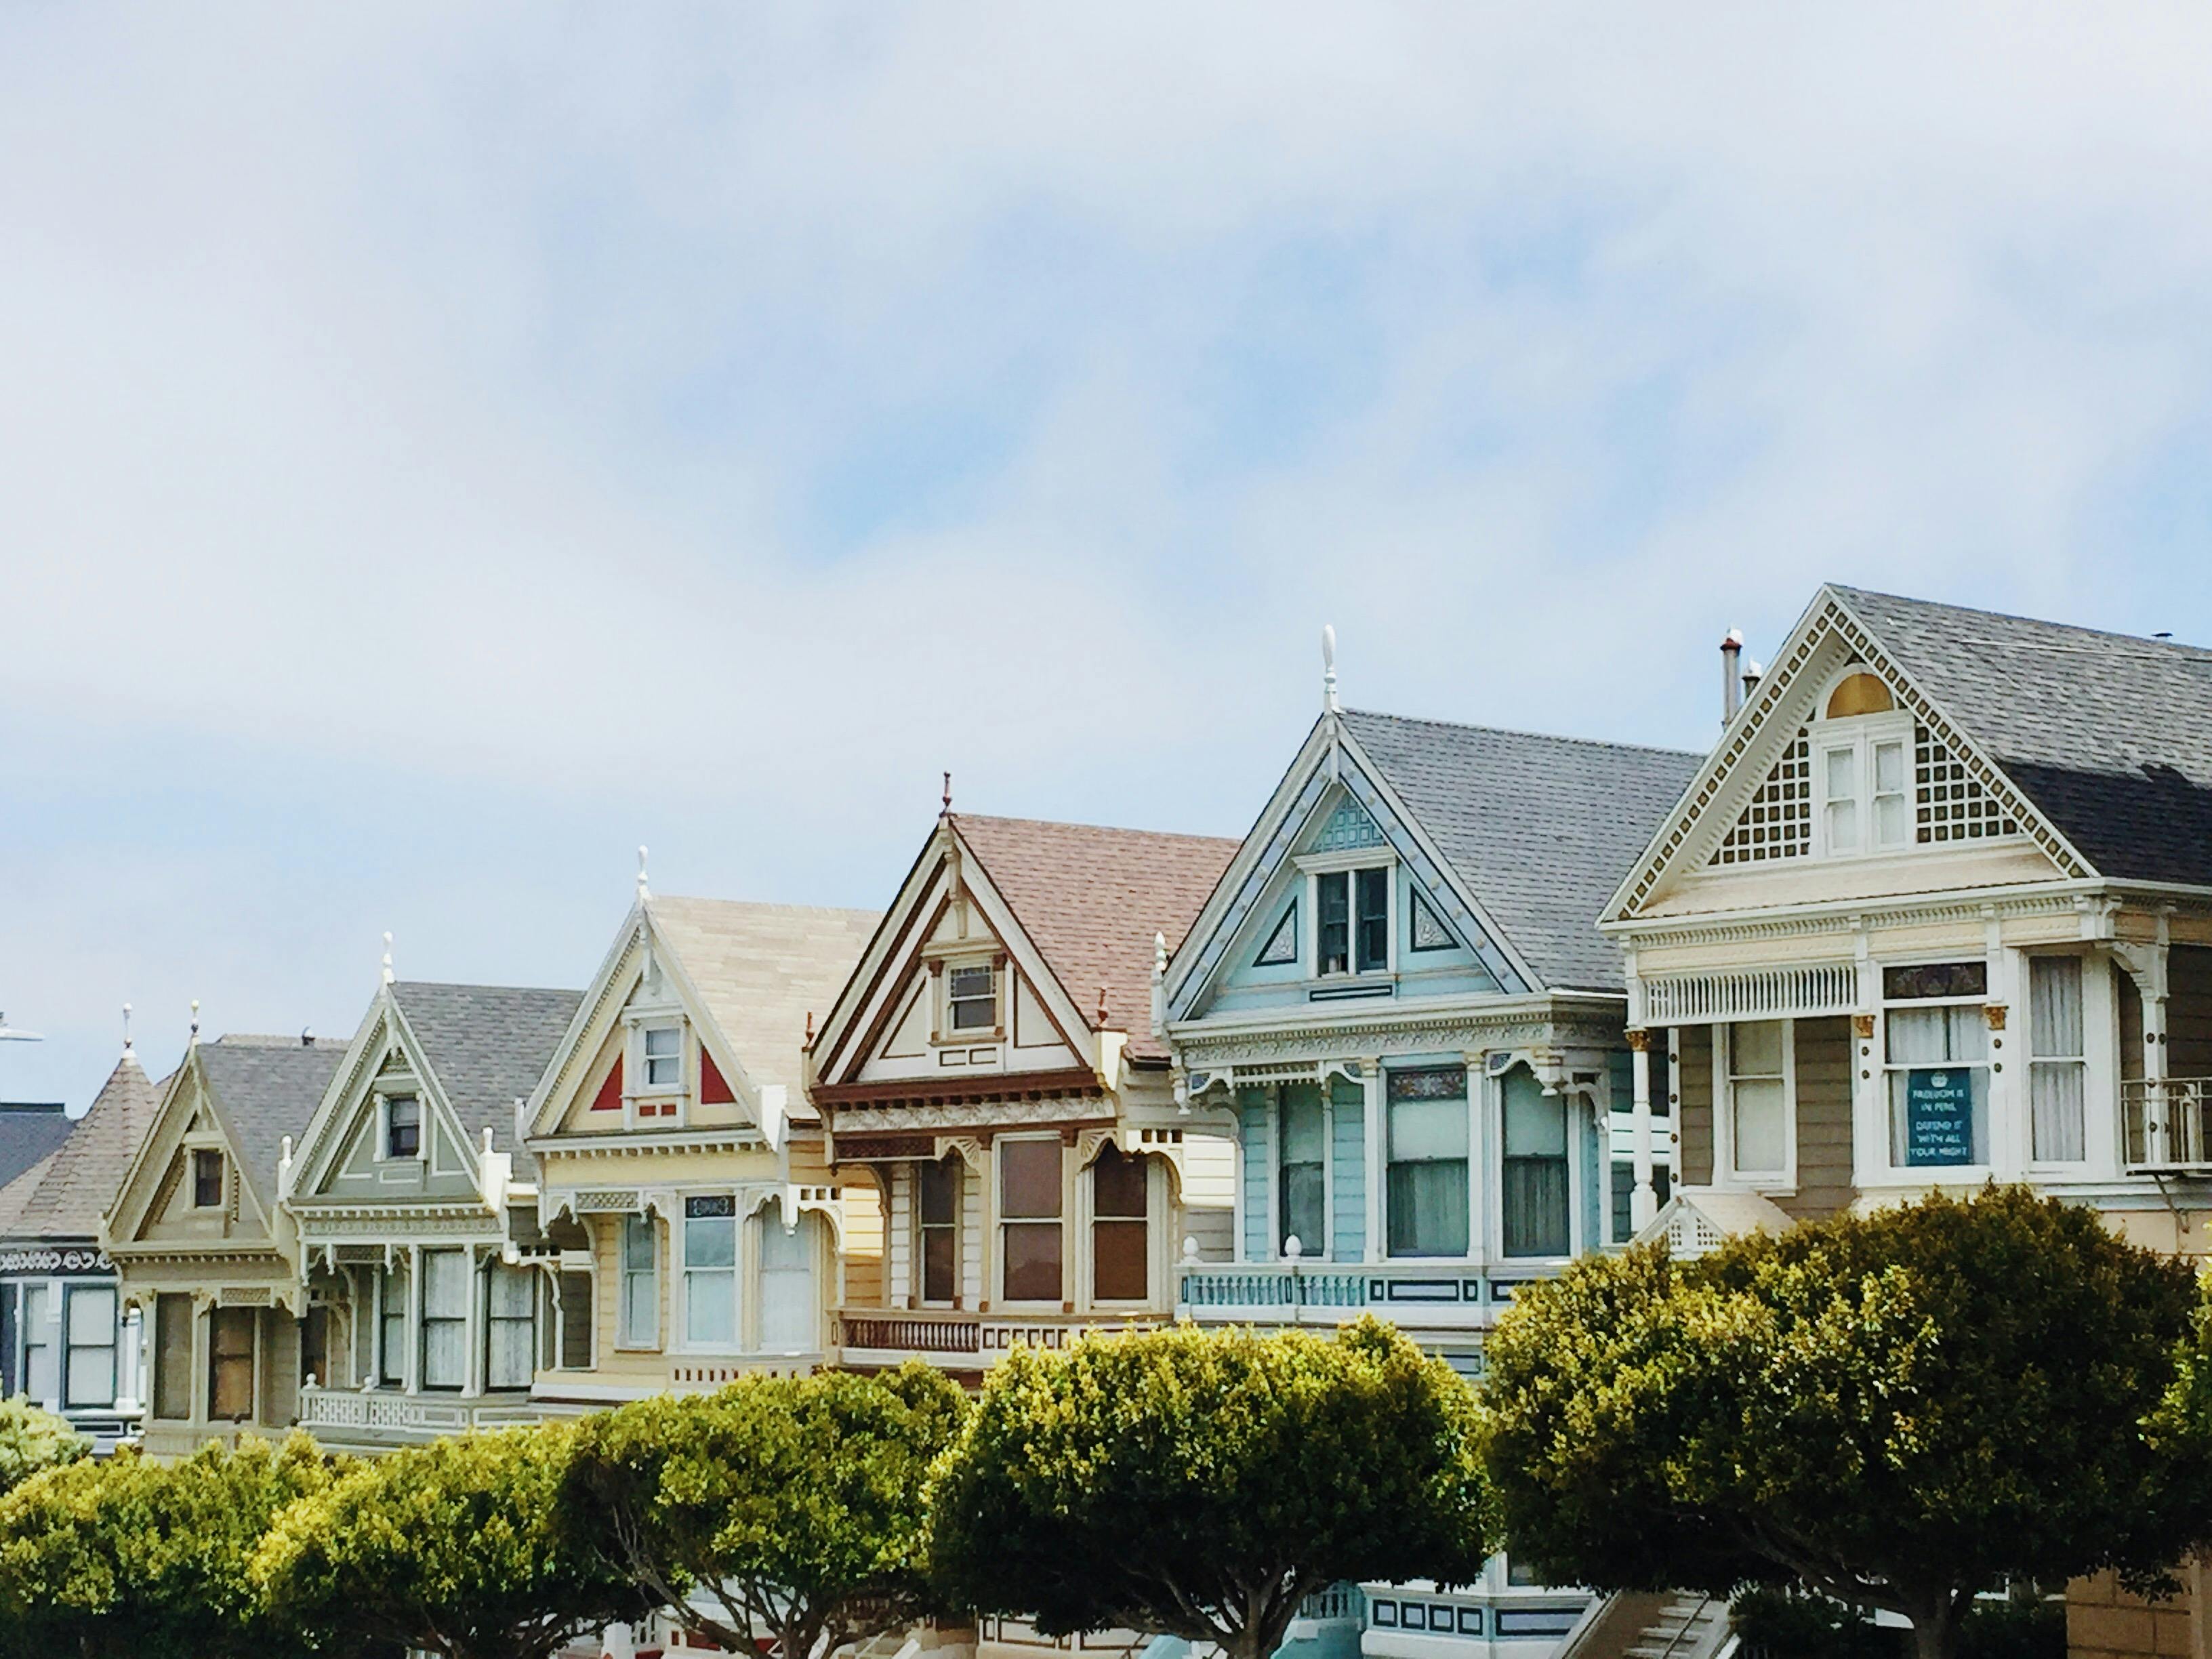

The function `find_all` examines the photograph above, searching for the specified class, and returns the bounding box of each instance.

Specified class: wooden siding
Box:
[1676,1025,1714,1186]
[2171,946,2212,1080]
[2121,974,2144,1082]
[841,1170,886,1309]
[1779,1017,1853,1223]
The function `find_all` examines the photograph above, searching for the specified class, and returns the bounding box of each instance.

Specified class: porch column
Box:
[1363,1059,1385,1265]
[464,1248,485,1396]
[1629,1030,1658,1231]
[114,1301,143,1415]
[404,1245,422,1393]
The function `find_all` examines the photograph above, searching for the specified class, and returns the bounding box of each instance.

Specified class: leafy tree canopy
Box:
[0,1396,87,1497]
[929,1318,1494,1659]
[565,1361,968,1658]
[0,1431,344,1659]
[255,1420,644,1659]
[1480,1187,2212,1659]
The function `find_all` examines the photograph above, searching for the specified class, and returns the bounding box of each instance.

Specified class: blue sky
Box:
[6,5,2211,1109]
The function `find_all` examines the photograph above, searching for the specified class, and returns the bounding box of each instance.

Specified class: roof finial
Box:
[381,932,395,985]
[121,1002,134,1057]
[941,771,953,819]
[188,999,201,1045]
[804,1010,816,1048]
[636,845,650,903]
[1097,985,1110,1028]
[1322,623,1340,715]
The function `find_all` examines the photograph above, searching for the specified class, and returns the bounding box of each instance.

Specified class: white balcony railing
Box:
[1177,1261,1502,1331]
[834,1308,1170,1366]
[297,1384,548,1443]
[2124,1078,2212,1172]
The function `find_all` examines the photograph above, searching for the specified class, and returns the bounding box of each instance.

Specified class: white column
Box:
[464,1249,485,1395]
[1363,1061,1385,1265]
[114,1302,143,1416]
[1629,1030,1658,1230]
[404,1245,422,1393]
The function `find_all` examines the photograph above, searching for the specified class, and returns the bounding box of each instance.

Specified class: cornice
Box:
[830,1097,1118,1134]
[525,1130,766,1158]
[1608,883,2167,947]
[1172,1010,1624,1070]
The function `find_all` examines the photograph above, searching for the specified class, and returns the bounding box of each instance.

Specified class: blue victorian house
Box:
[1160,637,1700,1655]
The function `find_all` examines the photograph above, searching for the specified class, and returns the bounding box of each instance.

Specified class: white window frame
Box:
[1714,1018,1797,1191]
[943,960,1000,1039]
[380,1094,424,1164]
[62,1284,118,1411]
[1809,710,1914,861]
[995,1134,1066,1308]
[1298,851,1397,980]
[1875,964,1993,1182]
[1489,1065,1576,1263]
[676,1194,740,1353]
[618,1214,660,1350]
[914,1158,962,1309]
[19,1284,55,1409]
[624,1008,689,1128]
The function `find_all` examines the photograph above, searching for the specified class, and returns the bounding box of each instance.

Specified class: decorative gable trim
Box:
[1607,588,2094,924]
[292,986,484,1204]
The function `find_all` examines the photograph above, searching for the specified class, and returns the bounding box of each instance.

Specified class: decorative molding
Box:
[833,1097,1115,1134]
[1176,1012,1622,1074]
[1641,962,1860,1024]
[0,1248,110,1275]
[1618,890,2084,949]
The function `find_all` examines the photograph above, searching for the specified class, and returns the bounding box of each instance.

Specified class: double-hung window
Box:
[1316,869,1389,975]
[63,1287,117,1410]
[1816,717,1910,859]
[193,1149,224,1210]
[948,964,996,1032]
[758,1216,817,1353]
[918,1160,960,1305]
[1388,1067,1470,1257]
[380,1262,409,1385]
[208,1307,255,1420]
[421,1250,468,1389]
[385,1097,421,1160]
[1499,1070,1567,1258]
[998,1139,1063,1303]
[642,1025,682,1090]
[1090,1145,1149,1301]
[20,1286,54,1405]
[153,1294,192,1420]
[485,1264,535,1389]
[1883,962,1990,1168]
[682,1197,737,1347]
[619,1216,659,1348]
[1725,1021,1790,1182]
[1276,1084,1326,1256]
[2029,956,2088,1164]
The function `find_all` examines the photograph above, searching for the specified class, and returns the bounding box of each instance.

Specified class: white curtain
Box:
[1886,1005,1989,1166]
[2030,958,2087,1163]
[757,1214,817,1354]
[421,1250,468,1388]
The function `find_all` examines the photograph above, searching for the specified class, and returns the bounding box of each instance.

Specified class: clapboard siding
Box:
[1780,1016,1854,1222]
[1676,1025,1714,1186]
[2170,947,2212,1082]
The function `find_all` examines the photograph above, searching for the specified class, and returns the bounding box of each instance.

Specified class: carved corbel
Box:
[933,1134,987,1173]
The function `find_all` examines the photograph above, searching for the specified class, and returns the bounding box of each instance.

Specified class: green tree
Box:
[0,1396,88,1496]
[255,1420,644,1659]
[0,1431,343,1659]
[1481,1187,2212,1659]
[929,1318,1494,1659]
[565,1361,968,1658]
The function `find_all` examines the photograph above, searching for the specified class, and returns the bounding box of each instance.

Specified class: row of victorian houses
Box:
[13,583,2211,1659]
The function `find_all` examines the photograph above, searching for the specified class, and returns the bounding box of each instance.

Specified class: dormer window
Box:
[1813,671,1910,858]
[192,1150,224,1209]
[385,1097,421,1160]
[1317,868,1389,975]
[948,964,996,1031]
[642,1025,682,1090]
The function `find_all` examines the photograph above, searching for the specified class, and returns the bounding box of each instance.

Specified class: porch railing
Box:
[295,1385,546,1441]
[1177,1261,1496,1328]
[2122,1078,2212,1172]
[834,1309,1169,1361]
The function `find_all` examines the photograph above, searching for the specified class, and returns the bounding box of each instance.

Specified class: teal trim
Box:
[1239,1088,1271,1261]
[1313,797,1386,852]
[1329,1075,1366,1261]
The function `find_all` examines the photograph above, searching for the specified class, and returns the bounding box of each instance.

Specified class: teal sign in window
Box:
[1905,1069,1975,1166]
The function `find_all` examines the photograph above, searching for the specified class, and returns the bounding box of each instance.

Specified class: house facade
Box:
[808,809,1240,1380]
[0,1048,158,1450]
[287,976,581,1452]
[102,1029,344,1459]
[1162,668,1702,1657]
[520,886,879,1410]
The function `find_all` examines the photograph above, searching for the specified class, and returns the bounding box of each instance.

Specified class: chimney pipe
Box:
[1720,630,1744,724]
[1742,659,1765,706]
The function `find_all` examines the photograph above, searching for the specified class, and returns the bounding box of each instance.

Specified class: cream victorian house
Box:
[102,1027,344,1459]
[808,808,1239,1380]
[520,882,878,1408]
[287,973,581,1453]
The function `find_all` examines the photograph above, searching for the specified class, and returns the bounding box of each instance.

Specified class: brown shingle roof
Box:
[1,1053,161,1243]
[951,815,1240,1062]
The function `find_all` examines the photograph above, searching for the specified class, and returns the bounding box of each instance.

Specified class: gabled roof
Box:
[952,815,1240,1061]
[0,1104,75,1198]
[644,897,882,1103]
[0,1053,160,1244]
[1828,586,2212,888]
[196,1036,348,1206]
[1340,712,1703,992]
[387,981,582,1175]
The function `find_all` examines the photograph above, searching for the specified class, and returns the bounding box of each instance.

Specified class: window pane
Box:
[1885,1005,1989,1065]
[487,1320,533,1389]
[918,1159,958,1225]
[66,1349,114,1410]
[758,1218,816,1353]
[1092,1147,1147,1218]
[1355,868,1389,972]
[1875,794,1909,846]
[684,1269,735,1347]
[1732,1078,1786,1174]
[422,1250,469,1316]
[1824,746,1856,801]
[2030,958,2085,1059]
[949,965,992,1000]
[1317,872,1349,974]
[1280,1162,1324,1254]
[489,1264,533,1318]
[155,1294,192,1420]
[1389,1159,1470,1256]
[1883,961,1988,1000]
[1500,1088,1564,1159]
[1498,1156,1563,1257]
[686,1214,735,1269]
[1002,1222,1062,1302]
[1392,1095,1471,1160]
[621,1215,655,1271]
[194,1150,224,1208]
[423,1317,466,1388]
[1732,1020,1784,1078]
[2032,1063,2087,1163]
[381,1265,408,1385]
[209,1307,255,1419]
[1874,739,1905,793]
[1279,1086,1326,1162]
[621,1260,658,1349]
[1000,1141,1062,1219]
[1093,1218,1147,1300]
[922,1229,958,1303]
[67,1287,114,1345]
[387,1098,420,1157]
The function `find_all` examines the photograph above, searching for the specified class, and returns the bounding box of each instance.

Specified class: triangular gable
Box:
[104,1048,271,1250]
[1165,716,1533,1023]
[1607,586,2093,923]
[1635,1188,1794,1259]
[811,817,1097,1090]
[291,987,489,1204]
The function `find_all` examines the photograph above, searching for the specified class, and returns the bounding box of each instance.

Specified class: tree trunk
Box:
[1908,1598,1959,1659]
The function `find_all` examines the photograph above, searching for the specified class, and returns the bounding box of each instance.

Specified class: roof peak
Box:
[954,811,1240,848]
[1826,584,2212,661]
[1339,706,1704,761]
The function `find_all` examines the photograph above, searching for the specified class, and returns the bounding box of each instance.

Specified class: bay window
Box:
[485,1264,535,1389]
[64,1286,117,1409]
[758,1216,817,1353]
[421,1250,468,1389]
[918,1160,959,1305]
[1883,962,1990,1168]
[2029,956,2087,1164]
[620,1215,659,1348]
[1387,1067,1469,1258]
[1500,1070,1568,1258]
[380,1261,409,1385]
[1725,1021,1790,1182]
[1277,1084,1326,1256]
[1091,1145,1149,1300]
[682,1197,738,1347]
[999,1139,1063,1303]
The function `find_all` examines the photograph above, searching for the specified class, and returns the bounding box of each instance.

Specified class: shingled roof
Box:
[1832,587,2212,888]
[197,1036,347,1207]
[388,982,582,1178]
[0,1104,74,1201]
[0,1052,159,1243]
[954,815,1242,1061]
[1340,711,1704,993]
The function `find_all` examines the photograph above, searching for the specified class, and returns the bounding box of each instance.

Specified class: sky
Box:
[6,4,2212,1109]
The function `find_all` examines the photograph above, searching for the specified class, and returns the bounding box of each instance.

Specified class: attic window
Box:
[642,1025,682,1090]
[1825,672,1894,718]
[1317,869,1389,975]
[386,1097,421,1160]
[949,965,996,1032]
[192,1150,224,1210]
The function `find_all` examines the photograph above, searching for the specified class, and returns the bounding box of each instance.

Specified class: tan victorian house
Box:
[521,884,878,1408]
[102,1028,343,1458]
[810,811,1239,1378]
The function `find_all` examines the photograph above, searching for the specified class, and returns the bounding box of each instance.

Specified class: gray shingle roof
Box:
[197,1037,347,1206]
[1831,587,2212,888]
[1340,710,1704,992]
[0,1105,75,1199]
[0,1054,160,1243]
[389,982,583,1178]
